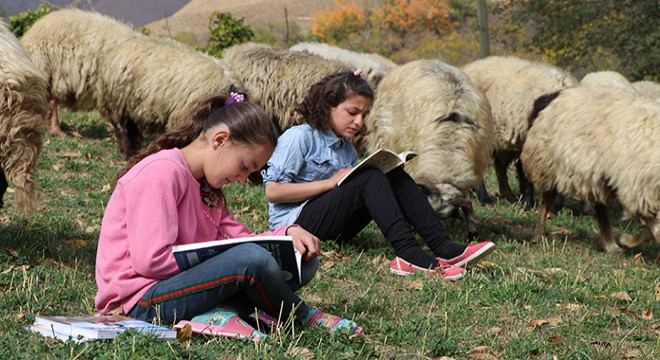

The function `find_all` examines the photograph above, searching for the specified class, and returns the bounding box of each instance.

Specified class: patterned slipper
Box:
[174,306,267,342]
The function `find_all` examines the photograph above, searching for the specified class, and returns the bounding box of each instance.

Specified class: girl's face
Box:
[329,95,372,139]
[203,129,273,188]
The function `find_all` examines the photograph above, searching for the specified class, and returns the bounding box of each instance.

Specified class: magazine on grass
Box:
[32,314,176,340]
[172,235,302,286]
[337,148,418,186]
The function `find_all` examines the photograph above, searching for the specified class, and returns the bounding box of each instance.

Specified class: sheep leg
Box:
[618,215,658,248]
[494,153,516,202]
[124,118,143,159]
[47,98,65,136]
[533,189,556,241]
[451,197,480,240]
[593,203,623,252]
[517,161,535,210]
[474,182,494,205]
[0,171,7,207]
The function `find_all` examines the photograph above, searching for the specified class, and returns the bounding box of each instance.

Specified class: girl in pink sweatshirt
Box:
[95,92,362,339]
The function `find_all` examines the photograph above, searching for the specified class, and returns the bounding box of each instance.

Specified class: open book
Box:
[30,314,176,341]
[172,236,302,286]
[337,148,417,186]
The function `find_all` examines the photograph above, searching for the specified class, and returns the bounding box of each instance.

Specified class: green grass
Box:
[0,110,658,359]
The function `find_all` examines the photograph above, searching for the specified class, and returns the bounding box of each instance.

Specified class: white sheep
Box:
[580,70,640,95]
[289,42,396,87]
[362,59,494,239]
[97,35,240,157]
[0,19,48,213]
[222,42,351,132]
[19,8,141,136]
[521,86,660,252]
[632,80,660,102]
[461,56,578,209]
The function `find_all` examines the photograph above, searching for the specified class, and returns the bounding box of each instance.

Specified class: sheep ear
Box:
[415,179,438,196]
[435,113,479,128]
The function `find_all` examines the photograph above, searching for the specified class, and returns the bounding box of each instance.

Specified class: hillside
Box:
[146,0,369,44]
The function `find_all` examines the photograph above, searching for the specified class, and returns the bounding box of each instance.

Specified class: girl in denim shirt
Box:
[263,71,494,279]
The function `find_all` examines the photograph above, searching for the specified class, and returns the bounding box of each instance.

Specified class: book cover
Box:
[338,148,417,186]
[33,314,177,340]
[172,235,302,286]
[27,323,93,343]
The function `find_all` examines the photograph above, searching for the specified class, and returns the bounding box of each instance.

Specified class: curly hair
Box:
[295,71,374,132]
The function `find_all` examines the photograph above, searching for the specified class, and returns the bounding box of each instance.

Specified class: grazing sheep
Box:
[19,8,140,136]
[362,59,494,239]
[97,35,240,158]
[632,80,660,102]
[0,19,48,213]
[521,86,660,252]
[461,56,578,209]
[290,42,396,87]
[580,70,640,95]
[222,42,351,132]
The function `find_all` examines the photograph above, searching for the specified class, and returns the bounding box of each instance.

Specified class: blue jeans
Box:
[128,243,318,324]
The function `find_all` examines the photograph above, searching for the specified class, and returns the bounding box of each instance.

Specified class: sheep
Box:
[19,8,141,136]
[632,80,660,102]
[580,70,640,95]
[289,42,397,87]
[222,42,351,132]
[0,19,48,213]
[97,35,240,157]
[361,59,494,239]
[521,86,660,253]
[461,56,578,209]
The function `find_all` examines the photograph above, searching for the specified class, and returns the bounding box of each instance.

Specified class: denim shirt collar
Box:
[319,128,348,150]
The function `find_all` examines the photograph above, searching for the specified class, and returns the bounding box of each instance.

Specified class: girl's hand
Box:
[286,226,321,261]
[328,168,353,187]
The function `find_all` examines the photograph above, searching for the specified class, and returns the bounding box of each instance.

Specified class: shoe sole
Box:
[452,243,496,268]
[389,268,466,280]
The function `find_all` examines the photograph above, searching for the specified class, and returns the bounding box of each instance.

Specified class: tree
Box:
[9,6,54,38]
[496,0,659,81]
[204,12,254,57]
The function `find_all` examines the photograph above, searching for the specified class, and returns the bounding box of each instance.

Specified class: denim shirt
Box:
[262,124,358,229]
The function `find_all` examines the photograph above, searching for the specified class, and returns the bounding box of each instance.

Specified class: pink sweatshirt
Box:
[95,148,289,315]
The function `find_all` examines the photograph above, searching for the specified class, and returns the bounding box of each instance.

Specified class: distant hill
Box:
[0,0,188,27]
[146,0,368,44]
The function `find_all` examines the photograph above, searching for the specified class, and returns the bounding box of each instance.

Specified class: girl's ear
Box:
[211,127,231,150]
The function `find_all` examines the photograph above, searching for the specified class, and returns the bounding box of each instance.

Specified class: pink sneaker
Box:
[389,257,465,280]
[438,241,495,267]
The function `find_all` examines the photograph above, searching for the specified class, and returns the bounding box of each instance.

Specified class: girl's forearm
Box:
[265,180,335,203]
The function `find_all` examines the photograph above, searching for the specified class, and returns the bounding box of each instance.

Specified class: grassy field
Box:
[0,110,658,359]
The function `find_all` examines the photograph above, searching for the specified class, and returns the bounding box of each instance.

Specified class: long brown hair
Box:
[116,92,278,181]
[296,71,375,132]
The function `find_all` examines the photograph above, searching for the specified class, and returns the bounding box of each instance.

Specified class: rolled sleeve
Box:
[262,127,308,185]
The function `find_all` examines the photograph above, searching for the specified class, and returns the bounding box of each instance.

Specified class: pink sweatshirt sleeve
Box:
[122,160,184,279]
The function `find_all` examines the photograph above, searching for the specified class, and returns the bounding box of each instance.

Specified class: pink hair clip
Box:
[224,92,245,106]
[353,69,362,77]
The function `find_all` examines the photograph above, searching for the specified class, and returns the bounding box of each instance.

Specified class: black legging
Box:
[295,167,465,267]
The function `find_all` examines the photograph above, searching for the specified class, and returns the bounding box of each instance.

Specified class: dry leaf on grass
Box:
[488,326,502,336]
[632,253,644,265]
[321,260,334,270]
[624,349,641,358]
[289,346,314,359]
[641,310,653,320]
[407,279,424,290]
[610,291,633,302]
[176,323,192,344]
[5,247,19,257]
[556,303,582,311]
[64,239,88,248]
[590,340,612,349]
[466,346,499,360]
[547,334,562,344]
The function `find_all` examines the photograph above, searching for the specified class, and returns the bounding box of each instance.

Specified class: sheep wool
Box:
[0,19,48,213]
[580,70,640,95]
[462,56,578,205]
[363,59,493,239]
[290,42,396,87]
[98,35,239,157]
[632,80,660,102]
[521,86,660,252]
[222,42,350,132]
[20,8,140,133]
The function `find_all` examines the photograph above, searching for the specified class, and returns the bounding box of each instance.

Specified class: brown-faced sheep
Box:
[289,42,396,87]
[97,36,239,157]
[222,42,350,132]
[521,86,660,252]
[461,56,578,209]
[362,59,494,239]
[19,8,140,136]
[0,19,48,213]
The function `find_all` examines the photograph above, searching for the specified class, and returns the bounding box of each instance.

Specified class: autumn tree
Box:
[496,0,659,81]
